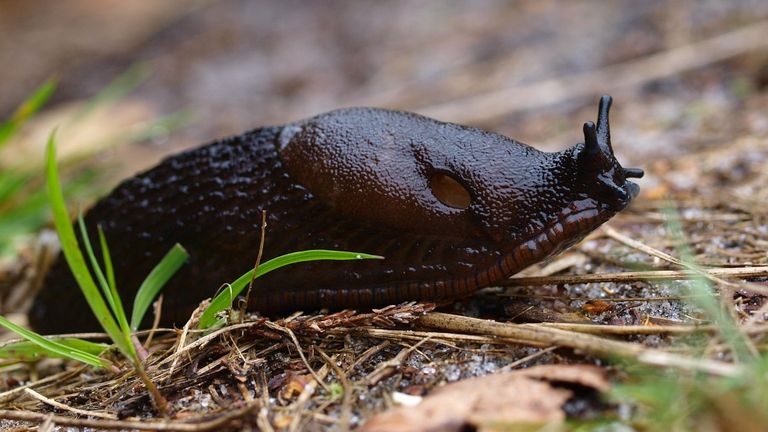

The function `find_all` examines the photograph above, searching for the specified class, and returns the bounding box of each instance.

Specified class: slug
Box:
[30,95,642,333]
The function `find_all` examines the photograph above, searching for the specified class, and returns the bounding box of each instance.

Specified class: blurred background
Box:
[1,0,768,256]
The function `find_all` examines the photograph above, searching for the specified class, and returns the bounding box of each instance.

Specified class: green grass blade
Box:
[662,204,755,363]
[98,226,117,300]
[0,78,57,147]
[0,169,96,257]
[0,171,30,203]
[198,250,383,329]
[130,244,189,330]
[77,214,115,310]
[129,109,195,143]
[72,63,149,123]
[77,215,130,336]
[0,338,108,362]
[0,315,106,367]
[45,132,135,360]
[95,226,130,336]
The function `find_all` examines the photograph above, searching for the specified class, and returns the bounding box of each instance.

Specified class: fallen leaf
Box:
[582,300,613,315]
[361,364,608,432]
[279,371,314,401]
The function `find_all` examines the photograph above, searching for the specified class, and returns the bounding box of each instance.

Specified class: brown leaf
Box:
[279,371,313,401]
[361,365,608,432]
[582,300,613,315]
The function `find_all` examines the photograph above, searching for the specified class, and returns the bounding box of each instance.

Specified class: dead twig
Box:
[318,350,352,432]
[0,365,87,403]
[256,369,275,432]
[346,327,549,348]
[164,300,210,381]
[604,226,768,298]
[536,322,768,336]
[144,294,164,348]
[417,312,742,377]
[505,266,768,286]
[0,402,257,431]
[499,346,559,372]
[23,388,117,420]
[288,364,330,432]
[365,337,432,386]
[265,321,331,393]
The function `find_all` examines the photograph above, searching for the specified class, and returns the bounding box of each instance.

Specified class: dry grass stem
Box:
[287,363,330,432]
[23,388,117,419]
[417,312,742,377]
[0,403,258,431]
[266,321,331,393]
[318,350,352,432]
[242,210,267,323]
[144,294,164,347]
[537,322,768,336]
[506,266,768,286]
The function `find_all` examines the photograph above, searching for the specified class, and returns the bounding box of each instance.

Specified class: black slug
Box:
[30,95,642,333]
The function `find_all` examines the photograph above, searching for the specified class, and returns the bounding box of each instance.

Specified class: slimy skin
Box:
[30,96,642,333]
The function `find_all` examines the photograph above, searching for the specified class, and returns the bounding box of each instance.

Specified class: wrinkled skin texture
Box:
[30,96,641,333]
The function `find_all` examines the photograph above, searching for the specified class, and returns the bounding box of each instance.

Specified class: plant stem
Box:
[131,334,149,362]
[133,361,168,417]
[241,210,267,322]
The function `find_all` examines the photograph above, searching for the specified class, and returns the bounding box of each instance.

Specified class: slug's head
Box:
[574,95,643,212]
[277,97,642,249]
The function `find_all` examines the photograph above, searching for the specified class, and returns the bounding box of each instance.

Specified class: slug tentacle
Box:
[581,95,615,163]
[623,167,645,179]
[575,96,643,211]
[582,120,600,158]
[596,94,613,154]
[31,96,642,333]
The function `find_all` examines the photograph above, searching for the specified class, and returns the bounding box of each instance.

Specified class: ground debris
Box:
[361,365,608,432]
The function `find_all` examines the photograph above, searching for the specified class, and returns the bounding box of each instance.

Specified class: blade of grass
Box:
[0,169,96,257]
[77,214,131,339]
[198,250,383,329]
[0,78,57,147]
[46,131,135,360]
[0,338,108,361]
[662,203,755,362]
[0,315,106,367]
[130,244,189,330]
[71,63,149,123]
[0,189,50,255]
[98,227,117,300]
[0,171,30,203]
[77,214,116,311]
[129,109,195,143]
